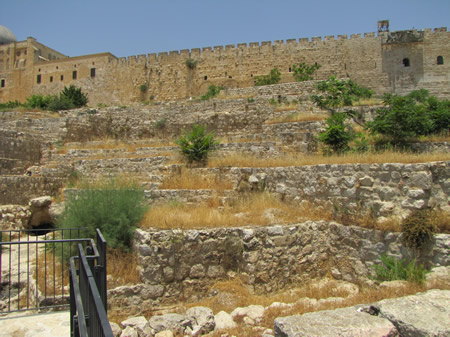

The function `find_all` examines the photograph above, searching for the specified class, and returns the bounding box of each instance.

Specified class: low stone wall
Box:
[130,222,449,307]
[232,160,450,219]
[0,176,64,205]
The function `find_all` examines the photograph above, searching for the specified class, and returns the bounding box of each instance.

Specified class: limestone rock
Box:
[120,316,152,337]
[120,326,138,337]
[231,305,265,325]
[274,307,398,337]
[149,313,190,334]
[110,322,122,337]
[214,311,237,330]
[155,331,173,337]
[186,306,215,333]
[372,289,450,336]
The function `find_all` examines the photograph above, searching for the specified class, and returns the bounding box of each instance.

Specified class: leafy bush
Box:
[58,177,148,251]
[154,118,167,129]
[0,100,22,110]
[311,76,373,113]
[367,90,449,145]
[401,208,437,250]
[292,62,321,82]
[60,85,88,108]
[200,85,224,100]
[254,68,281,86]
[175,124,219,164]
[139,83,148,93]
[372,255,428,285]
[48,95,75,112]
[318,112,354,154]
[26,94,52,109]
[185,58,198,70]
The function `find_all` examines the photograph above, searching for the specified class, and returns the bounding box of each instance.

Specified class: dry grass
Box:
[208,151,450,168]
[159,167,233,190]
[352,98,384,106]
[56,139,175,154]
[139,192,329,230]
[189,276,449,337]
[107,249,141,289]
[35,249,69,297]
[265,112,327,125]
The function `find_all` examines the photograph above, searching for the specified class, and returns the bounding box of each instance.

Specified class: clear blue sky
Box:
[1,0,449,58]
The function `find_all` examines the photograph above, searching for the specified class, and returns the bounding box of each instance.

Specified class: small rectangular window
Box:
[90,68,96,78]
[72,70,77,80]
[61,75,64,81]
[1,79,5,88]
[50,76,53,83]
[37,74,41,84]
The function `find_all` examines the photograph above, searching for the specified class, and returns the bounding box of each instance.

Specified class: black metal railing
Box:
[69,229,113,337]
[0,227,89,313]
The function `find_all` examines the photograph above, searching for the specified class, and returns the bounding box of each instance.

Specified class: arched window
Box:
[437,56,444,65]
[402,58,410,67]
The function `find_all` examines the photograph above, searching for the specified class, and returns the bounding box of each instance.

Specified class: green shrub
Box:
[0,100,22,110]
[26,94,52,109]
[372,255,428,285]
[175,124,219,164]
[200,85,224,100]
[185,58,198,70]
[139,83,148,93]
[48,95,75,112]
[402,209,437,250]
[318,112,354,154]
[254,68,281,86]
[154,118,167,129]
[60,85,88,108]
[311,76,373,113]
[58,177,148,252]
[292,62,321,82]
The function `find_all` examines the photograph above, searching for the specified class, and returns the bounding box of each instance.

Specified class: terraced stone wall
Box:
[131,222,449,306]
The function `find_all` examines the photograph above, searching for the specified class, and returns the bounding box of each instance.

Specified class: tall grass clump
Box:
[372,255,428,285]
[58,177,148,253]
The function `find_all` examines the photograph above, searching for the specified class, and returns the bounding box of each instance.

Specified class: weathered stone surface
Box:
[154,331,173,337]
[120,316,152,336]
[110,322,122,337]
[120,326,138,337]
[371,290,450,337]
[214,311,237,330]
[186,306,215,333]
[231,305,265,325]
[274,307,398,337]
[149,313,190,334]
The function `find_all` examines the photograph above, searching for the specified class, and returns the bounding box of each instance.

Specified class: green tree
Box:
[311,76,373,114]
[318,112,354,154]
[292,62,321,82]
[254,68,281,86]
[60,85,88,108]
[366,90,440,145]
[175,124,219,164]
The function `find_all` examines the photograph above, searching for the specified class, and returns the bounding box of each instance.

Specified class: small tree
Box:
[60,85,88,108]
[175,124,219,164]
[366,91,434,145]
[318,112,354,154]
[254,68,281,86]
[312,76,373,114]
[292,62,321,82]
[185,58,198,70]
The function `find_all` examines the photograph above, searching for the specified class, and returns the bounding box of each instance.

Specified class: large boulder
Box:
[371,290,450,336]
[186,306,215,334]
[149,313,191,335]
[274,307,398,337]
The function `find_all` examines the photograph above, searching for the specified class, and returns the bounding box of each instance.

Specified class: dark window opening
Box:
[50,76,53,83]
[229,75,232,79]
[72,71,77,80]
[90,68,96,77]
[204,75,207,80]
[37,74,41,84]
[1,79,5,88]
[60,75,64,81]
[402,58,410,67]
[344,63,347,70]
[289,67,292,72]
[437,56,444,65]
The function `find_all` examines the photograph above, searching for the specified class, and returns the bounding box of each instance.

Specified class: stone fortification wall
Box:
[128,222,449,307]
[4,27,447,105]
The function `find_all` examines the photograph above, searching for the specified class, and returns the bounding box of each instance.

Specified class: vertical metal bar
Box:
[44,233,47,302]
[35,233,39,310]
[17,234,21,311]
[8,231,12,312]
